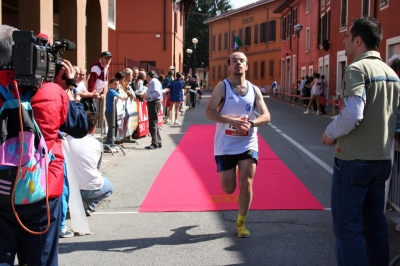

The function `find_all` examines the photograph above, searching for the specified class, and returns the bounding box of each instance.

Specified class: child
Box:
[105,78,127,147]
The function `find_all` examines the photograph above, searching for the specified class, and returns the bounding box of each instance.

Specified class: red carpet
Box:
[139,125,324,212]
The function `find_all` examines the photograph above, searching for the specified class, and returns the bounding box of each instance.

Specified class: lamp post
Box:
[294,24,303,95]
[192,38,198,76]
[186,49,193,74]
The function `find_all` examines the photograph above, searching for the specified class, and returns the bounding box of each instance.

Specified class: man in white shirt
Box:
[66,112,114,215]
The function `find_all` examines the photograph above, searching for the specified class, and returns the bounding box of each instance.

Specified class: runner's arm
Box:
[252,86,270,127]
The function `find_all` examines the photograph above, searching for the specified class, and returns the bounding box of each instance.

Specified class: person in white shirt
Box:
[66,112,114,216]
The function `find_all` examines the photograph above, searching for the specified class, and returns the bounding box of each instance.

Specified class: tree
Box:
[183,0,232,75]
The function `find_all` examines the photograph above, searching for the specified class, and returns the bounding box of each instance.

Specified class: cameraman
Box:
[0,26,88,266]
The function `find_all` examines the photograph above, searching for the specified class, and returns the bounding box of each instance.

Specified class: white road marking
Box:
[93,211,139,215]
[255,111,333,174]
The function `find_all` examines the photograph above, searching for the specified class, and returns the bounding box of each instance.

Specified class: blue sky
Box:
[230,0,257,9]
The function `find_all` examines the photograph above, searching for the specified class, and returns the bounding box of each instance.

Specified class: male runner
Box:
[205,51,270,237]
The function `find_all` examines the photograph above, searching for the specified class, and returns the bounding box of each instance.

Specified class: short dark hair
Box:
[158,74,165,82]
[391,58,400,74]
[350,17,382,50]
[176,72,182,79]
[109,78,119,84]
[115,71,124,80]
[168,70,174,76]
[86,112,98,131]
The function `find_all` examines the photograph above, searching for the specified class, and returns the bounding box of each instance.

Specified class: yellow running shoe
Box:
[235,221,250,238]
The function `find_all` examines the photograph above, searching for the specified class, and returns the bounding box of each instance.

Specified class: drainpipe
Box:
[224,17,231,54]
[164,0,167,51]
[261,4,268,49]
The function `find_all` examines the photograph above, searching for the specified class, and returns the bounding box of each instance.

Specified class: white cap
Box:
[169,66,175,70]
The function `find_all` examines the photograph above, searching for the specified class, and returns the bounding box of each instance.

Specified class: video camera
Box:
[12,30,76,89]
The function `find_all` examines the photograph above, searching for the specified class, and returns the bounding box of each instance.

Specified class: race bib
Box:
[224,114,249,137]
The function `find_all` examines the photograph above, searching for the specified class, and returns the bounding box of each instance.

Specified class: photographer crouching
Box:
[0,25,88,266]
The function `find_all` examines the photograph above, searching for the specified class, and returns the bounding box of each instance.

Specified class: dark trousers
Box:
[0,198,61,266]
[105,111,117,144]
[190,92,196,108]
[147,100,162,146]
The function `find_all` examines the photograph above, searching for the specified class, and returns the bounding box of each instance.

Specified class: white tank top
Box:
[214,79,258,156]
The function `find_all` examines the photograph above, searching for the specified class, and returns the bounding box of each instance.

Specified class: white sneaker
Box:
[174,121,181,126]
[304,110,309,114]
[316,111,321,115]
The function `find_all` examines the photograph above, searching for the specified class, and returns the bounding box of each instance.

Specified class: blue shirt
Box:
[105,89,119,113]
[147,78,163,102]
[168,79,185,102]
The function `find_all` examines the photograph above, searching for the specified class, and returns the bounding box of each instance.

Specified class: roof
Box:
[203,0,276,24]
[273,0,297,13]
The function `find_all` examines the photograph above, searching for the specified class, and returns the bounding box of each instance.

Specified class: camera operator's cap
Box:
[169,66,175,70]
[101,51,112,57]
[37,33,50,44]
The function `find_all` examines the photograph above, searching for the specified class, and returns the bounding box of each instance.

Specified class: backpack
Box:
[0,81,51,233]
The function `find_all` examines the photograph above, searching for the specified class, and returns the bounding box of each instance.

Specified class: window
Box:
[321,0,325,8]
[281,17,286,41]
[380,0,388,7]
[269,60,274,78]
[253,62,258,79]
[218,34,222,51]
[224,32,228,50]
[362,0,369,16]
[319,14,327,46]
[306,0,311,12]
[306,28,310,51]
[260,22,267,43]
[218,66,221,80]
[108,0,116,29]
[269,20,277,41]
[326,10,331,41]
[261,61,265,78]
[245,26,251,46]
[239,28,243,42]
[212,35,216,52]
[254,24,259,45]
[223,65,227,79]
[212,66,215,81]
[287,13,291,39]
[292,9,297,35]
[340,0,348,28]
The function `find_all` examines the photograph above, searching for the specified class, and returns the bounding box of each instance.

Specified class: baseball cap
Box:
[169,66,175,70]
[101,51,112,57]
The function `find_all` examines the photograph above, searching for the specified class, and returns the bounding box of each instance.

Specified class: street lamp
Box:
[192,38,198,75]
[294,24,303,94]
[186,49,193,57]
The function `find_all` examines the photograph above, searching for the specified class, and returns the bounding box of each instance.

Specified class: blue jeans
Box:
[80,177,113,211]
[60,160,69,231]
[331,158,391,266]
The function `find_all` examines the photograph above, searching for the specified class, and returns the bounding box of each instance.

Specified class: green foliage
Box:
[183,0,232,74]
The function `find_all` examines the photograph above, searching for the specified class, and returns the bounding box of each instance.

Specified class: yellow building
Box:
[204,0,282,91]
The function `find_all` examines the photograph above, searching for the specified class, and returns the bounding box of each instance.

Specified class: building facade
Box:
[204,0,282,91]
[1,0,109,71]
[108,0,194,76]
[274,0,400,99]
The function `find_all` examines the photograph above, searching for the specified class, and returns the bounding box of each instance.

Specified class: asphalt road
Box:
[58,91,400,266]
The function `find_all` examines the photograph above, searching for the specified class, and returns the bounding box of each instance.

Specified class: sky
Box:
[229,0,257,9]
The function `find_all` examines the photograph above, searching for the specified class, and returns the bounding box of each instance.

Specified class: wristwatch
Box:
[249,120,255,128]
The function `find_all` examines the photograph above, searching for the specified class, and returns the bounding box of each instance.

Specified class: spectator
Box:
[272,79,278,95]
[135,71,147,101]
[130,67,139,92]
[202,79,207,90]
[322,17,400,266]
[163,70,174,124]
[87,51,112,98]
[74,66,99,112]
[167,72,185,125]
[66,112,114,216]
[143,71,163,149]
[121,68,136,100]
[0,26,88,266]
[104,78,127,148]
[304,73,322,115]
[189,74,200,108]
[260,86,266,95]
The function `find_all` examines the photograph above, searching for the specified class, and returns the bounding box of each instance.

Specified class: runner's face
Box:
[230,53,248,76]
